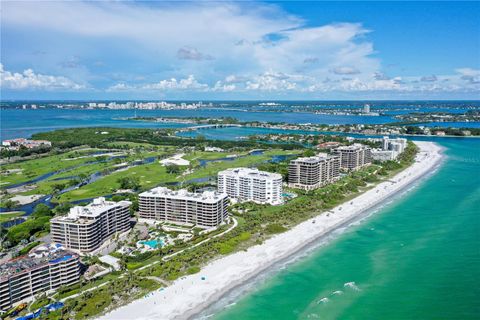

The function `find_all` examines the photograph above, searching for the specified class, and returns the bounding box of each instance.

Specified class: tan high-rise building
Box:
[0,248,80,310]
[288,154,340,190]
[50,197,131,254]
[333,144,372,171]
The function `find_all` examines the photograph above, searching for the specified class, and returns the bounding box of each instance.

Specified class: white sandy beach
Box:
[99,141,443,320]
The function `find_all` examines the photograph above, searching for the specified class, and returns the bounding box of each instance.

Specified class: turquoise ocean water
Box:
[210,138,480,320]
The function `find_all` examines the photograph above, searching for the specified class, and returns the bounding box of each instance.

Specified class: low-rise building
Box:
[50,197,131,254]
[316,141,341,150]
[371,149,397,162]
[204,146,224,152]
[0,247,80,310]
[288,153,340,190]
[217,167,283,205]
[1,138,51,151]
[333,144,372,171]
[139,187,228,228]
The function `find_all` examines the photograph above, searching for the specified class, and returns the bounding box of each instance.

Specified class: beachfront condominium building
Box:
[372,137,408,162]
[371,149,397,162]
[217,168,283,206]
[0,246,79,310]
[386,137,407,154]
[333,144,372,171]
[139,187,228,228]
[50,197,132,254]
[288,154,340,190]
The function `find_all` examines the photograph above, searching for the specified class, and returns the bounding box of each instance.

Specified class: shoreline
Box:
[98,141,443,320]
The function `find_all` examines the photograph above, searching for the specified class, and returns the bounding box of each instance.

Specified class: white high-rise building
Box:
[50,197,132,254]
[364,104,371,113]
[382,136,407,153]
[382,136,390,150]
[217,168,283,206]
[371,137,408,162]
[139,187,228,228]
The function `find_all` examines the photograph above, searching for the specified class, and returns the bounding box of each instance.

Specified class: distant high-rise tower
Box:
[364,104,371,113]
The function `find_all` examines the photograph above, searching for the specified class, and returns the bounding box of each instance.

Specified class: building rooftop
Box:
[291,153,339,164]
[0,244,77,281]
[372,149,395,153]
[51,197,131,224]
[218,167,282,181]
[140,187,227,203]
[334,143,370,151]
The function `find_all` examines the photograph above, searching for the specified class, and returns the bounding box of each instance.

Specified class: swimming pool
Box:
[140,239,164,249]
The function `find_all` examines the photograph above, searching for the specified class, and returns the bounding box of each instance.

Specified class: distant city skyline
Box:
[1,1,479,100]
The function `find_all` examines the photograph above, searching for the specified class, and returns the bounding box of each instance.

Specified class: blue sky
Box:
[1,1,479,100]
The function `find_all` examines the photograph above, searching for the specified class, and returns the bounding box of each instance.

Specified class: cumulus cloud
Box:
[176,47,214,61]
[456,68,480,84]
[142,75,208,90]
[2,1,478,97]
[224,75,249,83]
[303,57,319,64]
[0,63,85,90]
[212,81,236,92]
[106,83,134,91]
[373,72,390,80]
[243,71,312,91]
[108,75,208,91]
[420,75,438,82]
[331,66,361,75]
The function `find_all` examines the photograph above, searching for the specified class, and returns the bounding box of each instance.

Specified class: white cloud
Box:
[212,81,236,92]
[177,47,214,61]
[106,83,134,92]
[246,78,296,91]
[303,57,319,64]
[2,2,478,97]
[420,75,438,82]
[373,72,390,80]
[142,75,208,90]
[1,2,376,86]
[108,75,208,91]
[331,66,361,75]
[0,63,85,90]
[456,68,480,84]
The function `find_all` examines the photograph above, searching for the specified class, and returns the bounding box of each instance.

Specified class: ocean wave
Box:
[344,281,361,291]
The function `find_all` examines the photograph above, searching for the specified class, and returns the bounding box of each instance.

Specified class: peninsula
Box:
[99,141,443,320]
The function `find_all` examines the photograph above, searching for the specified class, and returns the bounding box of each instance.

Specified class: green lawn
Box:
[105,141,171,150]
[56,161,176,202]
[185,151,239,161]
[56,148,299,202]
[184,149,298,180]
[8,149,170,198]
[0,211,25,223]
[0,149,115,186]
